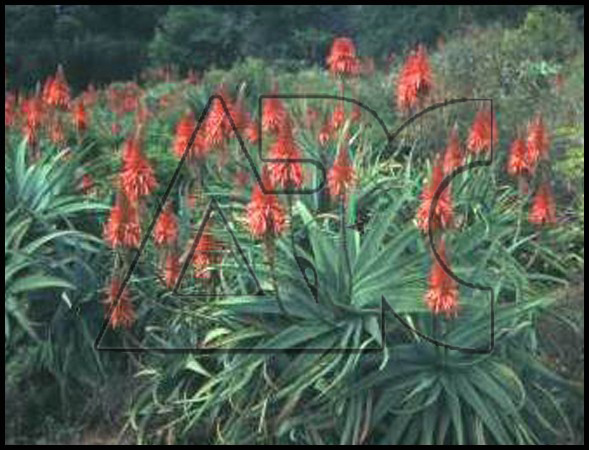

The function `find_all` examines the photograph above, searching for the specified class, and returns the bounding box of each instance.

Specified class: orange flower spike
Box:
[467,108,498,155]
[162,252,181,289]
[526,115,550,168]
[529,182,556,225]
[262,84,286,134]
[267,118,304,189]
[120,136,158,202]
[104,192,142,249]
[416,161,454,232]
[328,145,356,199]
[330,103,346,131]
[45,65,71,109]
[104,277,136,329]
[424,239,459,318]
[154,204,179,247]
[396,45,433,111]
[72,100,88,133]
[327,37,361,76]
[246,168,287,238]
[506,138,530,177]
[193,225,224,279]
[443,125,463,175]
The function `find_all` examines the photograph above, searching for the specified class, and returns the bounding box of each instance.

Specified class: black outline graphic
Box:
[95,94,495,355]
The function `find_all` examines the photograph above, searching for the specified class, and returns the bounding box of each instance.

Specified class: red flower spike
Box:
[328,145,356,199]
[193,225,224,279]
[416,161,454,232]
[44,66,71,109]
[327,37,361,76]
[120,136,158,202]
[526,115,550,169]
[173,113,207,160]
[72,100,88,133]
[262,85,286,134]
[104,192,141,249]
[267,118,304,189]
[104,277,136,329]
[507,138,530,177]
[162,252,181,289]
[330,103,346,131]
[467,108,498,155]
[529,182,556,225]
[154,204,179,247]
[396,45,433,112]
[246,168,287,238]
[424,240,459,318]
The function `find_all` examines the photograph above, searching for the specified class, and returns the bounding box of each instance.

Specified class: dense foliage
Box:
[5,6,584,445]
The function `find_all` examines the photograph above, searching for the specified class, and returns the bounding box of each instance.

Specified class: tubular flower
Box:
[443,126,463,175]
[267,118,304,189]
[507,138,530,177]
[424,240,459,318]
[104,192,141,249]
[225,97,247,138]
[246,168,287,238]
[328,145,356,199]
[526,115,550,168]
[467,108,498,155]
[327,37,361,76]
[72,100,88,133]
[193,225,224,279]
[204,95,227,148]
[529,182,556,225]
[21,96,45,144]
[245,120,260,144]
[154,204,179,247]
[396,45,433,112]
[44,66,71,109]
[173,113,207,160]
[330,103,346,131]
[262,85,286,134]
[162,252,181,289]
[120,136,158,202]
[416,161,453,232]
[104,278,136,329]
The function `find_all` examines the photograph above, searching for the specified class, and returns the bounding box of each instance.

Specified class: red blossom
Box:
[162,252,181,289]
[72,99,88,133]
[467,108,498,155]
[104,277,136,329]
[396,45,433,112]
[330,103,346,131]
[328,145,356,199]
[120,136,158,202]
[529,182,556,225]
[327,37,361,76]
[193,225,224,279]
[526,115,550,169]
[44,66,71,109]
[425,239,459,318]
[507,138,530,177]
[267,118,304,189]
[154,204,179,247]
[262,85,286,134]
[173,113,207,160]
[246,168,287,238]
[416,161,453,232]
[104,192,141,249]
